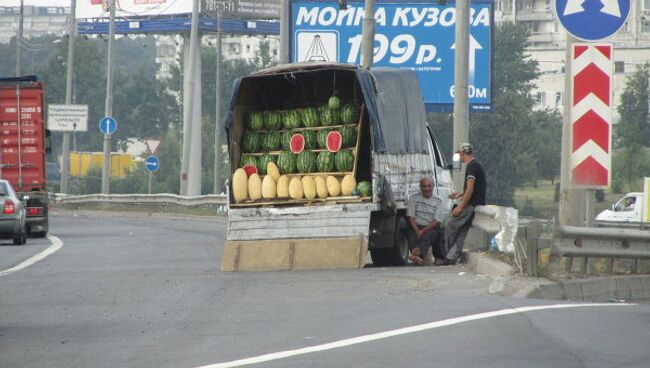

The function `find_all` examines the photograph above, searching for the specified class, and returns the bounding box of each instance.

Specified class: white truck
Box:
[221,63,453,271]
[595,191,649,227]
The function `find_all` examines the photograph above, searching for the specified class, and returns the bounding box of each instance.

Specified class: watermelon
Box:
[243,164,258,177]
[297,150,317,173]
[317,151,335,173]
[303,130,317,149]
[258,154,276,175]
[317,129,331,149]
[357,181,372,197]
[319,106,334,126]
[326,131,343,153]
[283,109,302,129]
[281,130,294,151]
[302,107,320,127]
[341,103,360,125]
[328,95,340,110]
[264,110,283,130]
[241,155,258,172]
[277,151,297,174]
[290,133,305,154]
[335,150,354,172]
[263,131,281,151]
[248,111,264,131]
[243,132,262,153]
[338,126,357,148]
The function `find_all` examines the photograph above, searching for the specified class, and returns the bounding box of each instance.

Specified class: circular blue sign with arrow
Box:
[555,0,631,41]
[99,116,117,135]
[145,155,160,172]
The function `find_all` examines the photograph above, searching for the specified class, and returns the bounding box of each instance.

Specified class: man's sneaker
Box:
[435,258,456,266]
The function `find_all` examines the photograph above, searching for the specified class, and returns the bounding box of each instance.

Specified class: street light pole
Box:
[453,0,470,190]
[61,0,76,194]
[15,0,23,77]
[361,0,375,68]
[214,11,223,194]
[101,0,116,194]
[280,0,289,63]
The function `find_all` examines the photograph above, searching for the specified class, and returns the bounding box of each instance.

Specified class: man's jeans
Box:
[406,226,446,260]
[444,205,475,262]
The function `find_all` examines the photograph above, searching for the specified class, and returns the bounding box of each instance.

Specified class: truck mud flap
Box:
[221,235,368,272]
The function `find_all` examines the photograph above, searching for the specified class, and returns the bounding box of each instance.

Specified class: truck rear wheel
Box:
[370,216,409,266]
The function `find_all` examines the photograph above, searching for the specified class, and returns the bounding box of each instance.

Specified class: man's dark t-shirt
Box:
[464,159,486,206]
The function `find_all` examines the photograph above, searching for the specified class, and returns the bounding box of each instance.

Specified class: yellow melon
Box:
[262,175,276,199]
[341,175,356,196]
[232,168,248,202]
[267,162,281,182]
[326,176,341,197]
[277,175,290,198]
[315,176,328,198]
[289,176,304,199]
[302,176,317,200]
[248,173,262,200]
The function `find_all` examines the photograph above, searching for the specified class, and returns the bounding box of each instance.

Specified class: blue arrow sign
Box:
[555,0,630,41]
[145,155,160,172]
[99,116,117,135]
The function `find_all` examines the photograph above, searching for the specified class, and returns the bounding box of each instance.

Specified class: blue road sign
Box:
[289,1,493,112]
[145,155,160,172]
[99,116,117,135]
[555,0,630,41]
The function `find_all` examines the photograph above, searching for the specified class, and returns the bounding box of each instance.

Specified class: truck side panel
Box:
[0,81,46,192]
[227,203,377,241]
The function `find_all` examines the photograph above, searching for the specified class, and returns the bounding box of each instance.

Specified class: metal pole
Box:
[279,0,289,64]
[213,21,223,194]
[148,172,153,194]
[453,0,470,190]
[361,0,375,68]
[15,0,23,77]
[180,0,199,195]
[61,0,76,194]
[188,40,202,196]
[101,0,116,194]
[559,35,583,226]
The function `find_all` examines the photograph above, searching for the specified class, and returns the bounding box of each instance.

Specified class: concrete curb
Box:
[461,250,650,302]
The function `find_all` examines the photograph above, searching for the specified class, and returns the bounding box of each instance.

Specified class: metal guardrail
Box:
[50,193,229,213]
[552,222,650,274]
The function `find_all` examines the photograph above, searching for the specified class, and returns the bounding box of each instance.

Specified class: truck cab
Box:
[595,192,644,225]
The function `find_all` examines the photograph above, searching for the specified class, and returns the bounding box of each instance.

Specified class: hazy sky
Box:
[3,1,71,6]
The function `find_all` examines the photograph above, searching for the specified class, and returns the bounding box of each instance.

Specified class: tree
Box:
[617,63,650,149]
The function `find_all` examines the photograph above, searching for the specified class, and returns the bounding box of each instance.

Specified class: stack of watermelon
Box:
[238,98,361,177]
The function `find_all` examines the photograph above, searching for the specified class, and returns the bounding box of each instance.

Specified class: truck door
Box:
[612,194,640,222]
[426,126,453,217]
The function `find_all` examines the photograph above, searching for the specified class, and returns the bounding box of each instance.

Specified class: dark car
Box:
[0,180,27,245]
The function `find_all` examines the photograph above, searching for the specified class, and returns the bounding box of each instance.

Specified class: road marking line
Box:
[0,235,63,277]
[195,303,633,368]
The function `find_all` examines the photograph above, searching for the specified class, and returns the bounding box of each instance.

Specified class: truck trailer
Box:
[0,76,51,237]
[221,63,453,271]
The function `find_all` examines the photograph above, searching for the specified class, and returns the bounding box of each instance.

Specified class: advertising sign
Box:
[77,0,192,19]
[290,1,493,111]
[202,0,281,19]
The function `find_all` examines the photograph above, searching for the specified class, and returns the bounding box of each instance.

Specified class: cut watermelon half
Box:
[290,133,305,154]
[326,131,343,153]
[243,165,258,177]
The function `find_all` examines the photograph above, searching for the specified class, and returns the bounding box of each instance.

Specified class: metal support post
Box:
[61,0,76,194]
[15,0,23,77]
[279,0,289,64]
[214,26,223,194]
[148,172,153,194]
[101,0,116,194]
[526,221,540,277]
[453,0,470,191]
[361,0,375,68]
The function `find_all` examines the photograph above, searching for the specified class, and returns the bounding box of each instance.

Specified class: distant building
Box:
[494,0,650,120]
[0,6,69,44]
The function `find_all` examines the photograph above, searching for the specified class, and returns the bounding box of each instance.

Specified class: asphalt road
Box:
[1,210,649,368]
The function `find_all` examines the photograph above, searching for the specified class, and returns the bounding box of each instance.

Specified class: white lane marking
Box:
[0,235,63,277]
[195,303,633,368]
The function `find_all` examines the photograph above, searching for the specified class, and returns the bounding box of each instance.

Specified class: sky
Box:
[3,1,71,6]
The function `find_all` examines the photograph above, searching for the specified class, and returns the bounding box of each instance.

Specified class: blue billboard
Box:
[290,1,493,112]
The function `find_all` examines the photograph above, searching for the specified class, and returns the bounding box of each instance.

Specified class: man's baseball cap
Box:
[457,142,473,154]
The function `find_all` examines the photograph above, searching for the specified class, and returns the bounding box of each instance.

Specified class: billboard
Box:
[77,0,192,18]
[76,0,280,19]
[290,1,493,111]
[202,0,281,20]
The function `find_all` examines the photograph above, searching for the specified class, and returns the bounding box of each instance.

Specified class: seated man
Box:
[406,177,446,265]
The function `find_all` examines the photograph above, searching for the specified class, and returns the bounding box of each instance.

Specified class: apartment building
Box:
[0,5,69,44]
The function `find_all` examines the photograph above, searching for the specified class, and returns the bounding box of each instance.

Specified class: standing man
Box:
[438,142,486,266]
[406,177,446,265]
